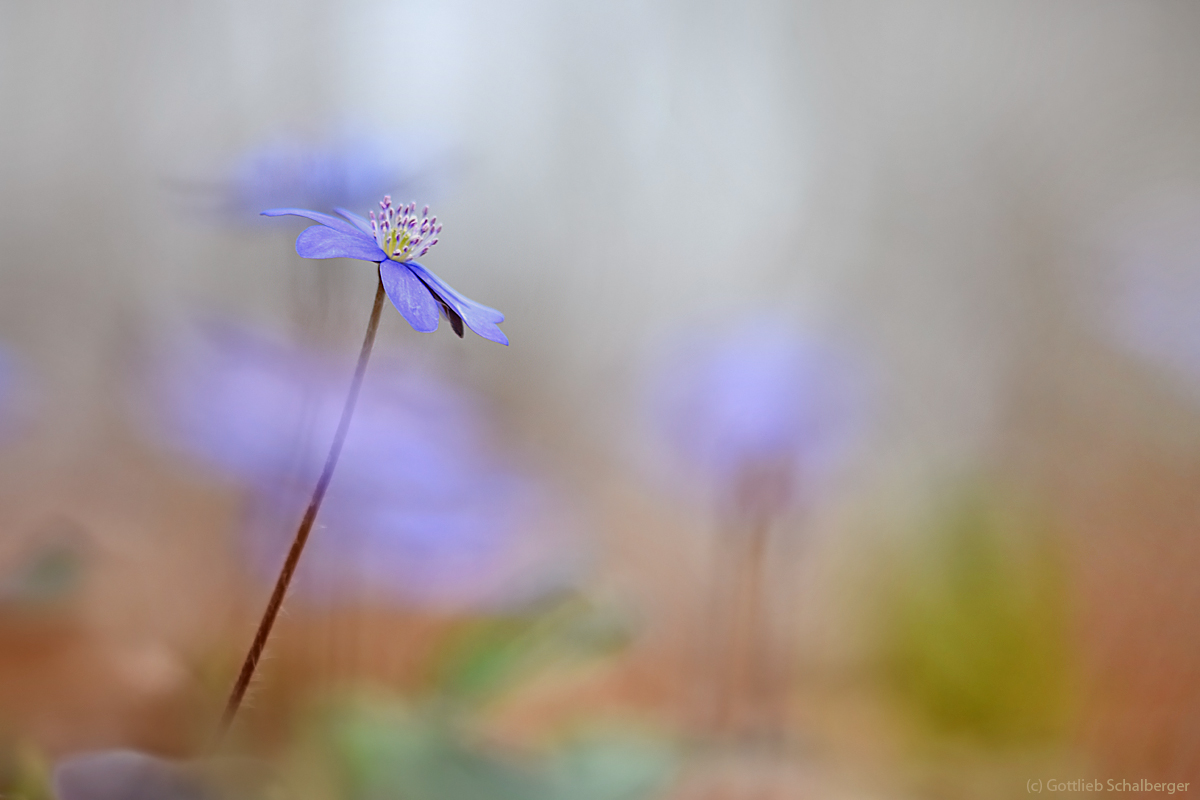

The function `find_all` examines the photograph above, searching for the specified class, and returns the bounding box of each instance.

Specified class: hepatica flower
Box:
[250,466,566,611]
[149,323,486,487]
[648,320,866,515]
[264,197,508,345]
[1099,194,1200,399]
[215,187,507,733]
[0,348,14,433]
[229,133,438,213]
[181,131,450,223]
[54,750,216,800]
[149,324,572,610]
[0,345,30,443]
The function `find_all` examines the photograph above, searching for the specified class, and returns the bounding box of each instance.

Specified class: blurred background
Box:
[3,1,1200,797]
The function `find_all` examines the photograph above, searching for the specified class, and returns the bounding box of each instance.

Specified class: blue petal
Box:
[406,262,505,323]
[381,260,440,332]
[334,207,375,236]
[261,207,363,237]
[405,262,509,345]
[296,226,387,261]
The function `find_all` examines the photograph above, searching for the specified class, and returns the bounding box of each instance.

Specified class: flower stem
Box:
[706,513,774,741]
[215,270,387,743]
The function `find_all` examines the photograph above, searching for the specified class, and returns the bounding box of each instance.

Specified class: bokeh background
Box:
[4,1,1200,798]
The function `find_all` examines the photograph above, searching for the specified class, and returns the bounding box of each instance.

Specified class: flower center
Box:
[369,196,442,261]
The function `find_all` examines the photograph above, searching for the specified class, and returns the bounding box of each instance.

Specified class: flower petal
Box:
[406,262,505,323]
[295,226,387,261]
[334,207,375,236]
[261,207,363,237]
[405,262,509,345]
[381,260,440,332]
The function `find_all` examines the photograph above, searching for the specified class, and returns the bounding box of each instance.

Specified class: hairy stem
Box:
[215,270,387,743]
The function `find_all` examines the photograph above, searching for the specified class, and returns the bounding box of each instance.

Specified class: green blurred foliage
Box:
[427,595,632,706]
[287,699,674,800]
[261,595,657,800]
[879,484,1075,746]
[0,522,88,613]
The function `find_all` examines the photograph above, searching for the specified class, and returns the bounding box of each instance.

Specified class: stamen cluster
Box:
[369,196,441,261]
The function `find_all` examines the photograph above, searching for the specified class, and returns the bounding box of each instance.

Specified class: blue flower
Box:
[0,345,29,443]
[1101,196,1200,399]
[247,466,568,611]
[145,324,576,610]
[227,133,441,214]
[0,349,14,425]
[647,320,866,514]
[264,197,508,345]
[147,322,489,486]
[54,750,209,800]
[177,131,449,225]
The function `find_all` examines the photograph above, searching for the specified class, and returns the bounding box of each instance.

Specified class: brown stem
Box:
[705,520,740,735]
[215,270,387,744]
[740,515,772,740]
[707,512,774,742]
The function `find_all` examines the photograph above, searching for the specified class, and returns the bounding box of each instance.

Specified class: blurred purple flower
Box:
[1102,194,1200,396]
[248,468,560,610]
[0,349,14,424]
[647,320,865,515]
[264,197,508,344]
[147,324,573,610]
[54,750,213,800]
[185,131,450,222]
[0,345,29,443]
